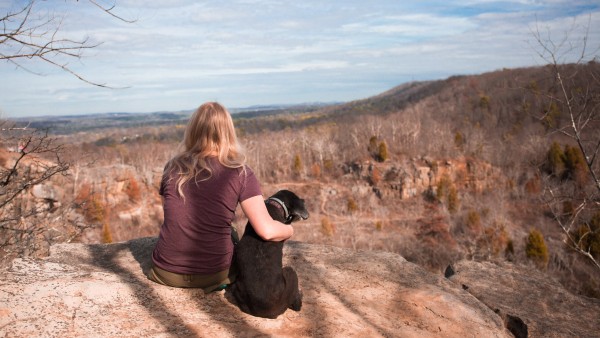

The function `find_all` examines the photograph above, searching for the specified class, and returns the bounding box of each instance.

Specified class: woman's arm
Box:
[240,195,294,241]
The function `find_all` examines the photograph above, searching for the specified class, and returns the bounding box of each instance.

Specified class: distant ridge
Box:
[7,103,340,135]
[317,80,443,118]
[230,102,340,114]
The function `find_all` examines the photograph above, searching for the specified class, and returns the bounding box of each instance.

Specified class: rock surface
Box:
[0,237,596,337]
[447,260,600,338]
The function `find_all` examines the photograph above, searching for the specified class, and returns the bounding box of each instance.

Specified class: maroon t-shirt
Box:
[152,157,262,274]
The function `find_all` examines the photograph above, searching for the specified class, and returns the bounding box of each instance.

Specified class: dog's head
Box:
[269,190,309,224]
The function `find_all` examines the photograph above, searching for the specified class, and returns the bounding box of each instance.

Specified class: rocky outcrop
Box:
[446,260,600,338]
[0,238,597,337]
[342,156,503,200]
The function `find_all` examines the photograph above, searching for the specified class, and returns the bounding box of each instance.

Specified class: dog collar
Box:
[266,197,291,223]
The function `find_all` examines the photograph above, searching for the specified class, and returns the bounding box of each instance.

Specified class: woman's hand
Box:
[240,195,294,241]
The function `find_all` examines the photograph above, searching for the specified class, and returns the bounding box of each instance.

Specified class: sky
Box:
[1,0,599,118]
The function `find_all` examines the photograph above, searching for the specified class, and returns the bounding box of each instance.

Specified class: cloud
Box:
[1,0,599,117]
[342,14,475,38]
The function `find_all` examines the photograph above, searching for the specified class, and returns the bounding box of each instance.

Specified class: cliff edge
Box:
[0,238,598,337]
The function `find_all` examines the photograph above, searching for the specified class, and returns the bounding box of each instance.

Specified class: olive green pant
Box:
[148,226,239,293]
[147,264,236,293]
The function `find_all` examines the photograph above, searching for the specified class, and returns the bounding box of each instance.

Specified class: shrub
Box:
[436,175,459,212]
[454,132,465,150]
[310,163,321,178]
[436,175,451,201]
[102,213,113,244]
[375,220,383,231]
[323,159,334,173]
[416,217,456,250]
[447,185,459,214]
[542,101,561,129]
[124,176,141,203]
[321,217,335,236]
[347,197,358,213]
[486,223,509,256]
[74,183,106,224]
[570,212,600,260]
[368,136,379,154]
[526,228,549,268]
[466,210,482,233]
[524,175,541,195]
[292,154,303,177]
[413,215,460,269]
[563,144,587,185]
[505,239,515,261]
[543,142,587,185]
[479,94,490,111]
[369,166,382,186]
[85,196,106,224]
[545,141,565,177]
[587,213,600,259]
[368,136,388,162]
[377,141,388,162]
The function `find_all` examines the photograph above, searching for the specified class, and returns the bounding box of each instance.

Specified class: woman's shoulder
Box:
[204,157,248,175]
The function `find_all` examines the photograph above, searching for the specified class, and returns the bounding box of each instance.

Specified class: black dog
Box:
[229,190,309,319]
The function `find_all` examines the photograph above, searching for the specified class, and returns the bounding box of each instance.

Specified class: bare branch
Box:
[88,0,137,24]
[1,0,133,88]
[531,16,600,270]
[544,186,600,270]
[38,54,110,88]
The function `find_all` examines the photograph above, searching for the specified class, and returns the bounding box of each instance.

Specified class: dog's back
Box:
[229,190,308,319]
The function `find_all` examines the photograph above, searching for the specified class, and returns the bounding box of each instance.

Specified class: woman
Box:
[148,102,293,292]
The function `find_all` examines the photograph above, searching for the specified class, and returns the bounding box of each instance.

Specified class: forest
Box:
[1,61,599,299]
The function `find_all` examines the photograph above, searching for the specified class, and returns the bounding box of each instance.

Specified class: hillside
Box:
[1,62,599,301]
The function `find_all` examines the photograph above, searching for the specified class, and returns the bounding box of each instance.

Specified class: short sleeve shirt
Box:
[152,157,262,274]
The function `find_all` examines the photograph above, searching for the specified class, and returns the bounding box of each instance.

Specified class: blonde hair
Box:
[165,102,246,198]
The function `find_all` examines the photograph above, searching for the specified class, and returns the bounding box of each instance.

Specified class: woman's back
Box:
[152,157,261,275]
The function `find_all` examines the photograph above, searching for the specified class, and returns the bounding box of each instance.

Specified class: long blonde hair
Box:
[165,102,246,198]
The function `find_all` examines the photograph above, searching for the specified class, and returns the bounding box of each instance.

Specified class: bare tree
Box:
[0,1,132,265]
[530,17,600,270]
[1,0,133,87]
[0,121,75,266]
[0,125,69,211]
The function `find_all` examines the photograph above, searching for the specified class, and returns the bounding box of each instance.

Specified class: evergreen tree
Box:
[377,141,388,162]
[292,154,303,177]
[563,145,587,184]
[526,229,549,268]
[546,141,565,177]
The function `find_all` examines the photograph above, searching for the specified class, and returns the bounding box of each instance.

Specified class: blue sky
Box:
[1,0,599,117]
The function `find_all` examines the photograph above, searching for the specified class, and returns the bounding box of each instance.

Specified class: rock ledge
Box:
[0,237,597,337]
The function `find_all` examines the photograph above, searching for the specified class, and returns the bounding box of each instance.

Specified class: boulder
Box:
[31,184,58,201]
